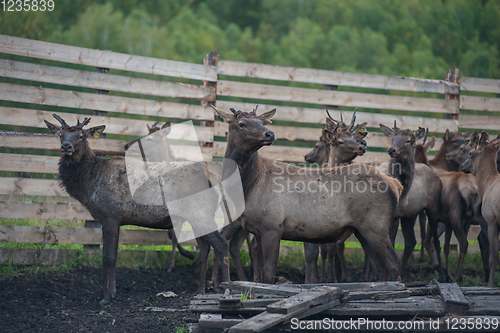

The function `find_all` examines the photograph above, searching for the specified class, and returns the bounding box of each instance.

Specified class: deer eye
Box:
[406,139,411,144]
[79,133,84,139]
[239,122,245,128]
[338,140,344,145]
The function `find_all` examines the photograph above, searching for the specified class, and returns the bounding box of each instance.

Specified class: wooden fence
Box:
[0,35,499,265]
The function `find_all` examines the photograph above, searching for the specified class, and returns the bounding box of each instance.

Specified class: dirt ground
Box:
[0,264,305,333]
[0,258,485,333]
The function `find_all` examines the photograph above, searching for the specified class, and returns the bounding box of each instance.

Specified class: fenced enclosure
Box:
[0,34,499,264]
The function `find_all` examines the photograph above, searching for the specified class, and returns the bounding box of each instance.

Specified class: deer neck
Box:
[430,146,458,171]
[329,148,354,167]
[475,145,500,200]
[224,141,262,196]
[58,145,98,205]
[390,154,415,199]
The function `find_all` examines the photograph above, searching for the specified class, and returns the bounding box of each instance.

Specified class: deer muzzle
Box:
[61,142,74,156]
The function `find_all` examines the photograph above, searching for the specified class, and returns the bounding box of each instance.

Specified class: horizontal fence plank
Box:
[0,225,196,246]
[213,142,390,164]
[459,114,500,131]
[215,101,459,132]
[460,95,500,112]
[214,121,444,151]
[0,200,92,220]
[218,60,458,95]
[0,132,213,159]
[0,59,215,101]
[217,81,459,114]
[0,83,214,121]
[0,177,70,197]
[0,106,213,141]
[460,77,500,94]
[0,34,217,81]
[0,153,59,173]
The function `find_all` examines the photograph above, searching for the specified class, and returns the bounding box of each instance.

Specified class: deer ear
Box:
[85,125,106,139]
[469,131,479,147]
[325,117,336,131]
[478,131,490,149]
[443,129,450,142]
[425,136,436,152]
[161,121,172,136]
[379,124,395,138]
[44,120,61,135]
[258,108,276,125]
[212,106,236,124]
[352,126,368,143]
[323,128,334,144]
[414,127,426,140]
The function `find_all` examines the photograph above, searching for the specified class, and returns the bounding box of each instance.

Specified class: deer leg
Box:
[229,227,250,281]
[389,217,400,246]
[100,224,120,305]
[248,235,261,282]
[478,228,490,282]
[166,229,177,273]
[195,236,211,294]
[335,241,347,283]
[418,211,427,263]
[401,217,418,272]
[205,231,230,290]
[452,221,469,282]
[320,243,328,283]
[443,224,452,279]
[303,243,319,284]
[259,232,281,284]
[487,222,499,288]
[326,243,335,283]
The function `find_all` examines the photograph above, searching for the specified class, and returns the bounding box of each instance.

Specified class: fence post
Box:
[84,67,110,250]
[444,67,460,121]
[201,51,219,154]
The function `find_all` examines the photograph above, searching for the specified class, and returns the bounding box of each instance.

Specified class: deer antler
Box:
[251,105,259,115]
[422,128,429,145]
[348,108,358,132]
[393,120,399,130]
[52,113,69,128]
[75,118,91,129]
[230,108,242,117]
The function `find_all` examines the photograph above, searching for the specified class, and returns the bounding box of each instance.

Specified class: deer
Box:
[303,110,368,283]
[426,129,470,172]
[44,114,230,304]
[379,123,445,280]
[416,130,486,281]
[126,121,256,285]
[462,131,500,287]
[124,121,195,273]
[214,105,403,284]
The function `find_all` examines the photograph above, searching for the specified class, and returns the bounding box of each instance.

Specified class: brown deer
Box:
[127,122,254,284]
[214,105,403,284]
[427,129,469,172]
[303,110,368,283]
[45,114,230,303]
[125,121,195,273]
[462,131,500,287]
[379,123,445,280]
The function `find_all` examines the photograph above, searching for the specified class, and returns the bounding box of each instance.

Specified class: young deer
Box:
[463,131,500,287]
[214,105,403,284]
[45,114,229,303]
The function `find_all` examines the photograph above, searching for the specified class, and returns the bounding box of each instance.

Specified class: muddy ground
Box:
[0,259,485,333]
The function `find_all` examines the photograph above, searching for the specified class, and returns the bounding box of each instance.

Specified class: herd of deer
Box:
[43,105,500,305]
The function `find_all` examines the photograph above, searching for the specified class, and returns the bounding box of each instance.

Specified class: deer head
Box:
[380,121,425,159]
[213,105,276,153]
[45,113,105,162]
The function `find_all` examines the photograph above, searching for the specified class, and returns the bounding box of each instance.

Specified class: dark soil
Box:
[0,264,305,333]
[0,258,485,333]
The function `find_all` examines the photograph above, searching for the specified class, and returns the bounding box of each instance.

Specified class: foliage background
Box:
[1,0,499,79]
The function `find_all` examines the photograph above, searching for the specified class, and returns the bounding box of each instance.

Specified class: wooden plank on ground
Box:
[0,225,197,246]
[0,104,214,141]
[218,60,458,95]
[0,34,217,81]
[218,81,459,114]
[460,77,500,94]
[0,59,215,101]
[438,283,470,315]
[266,286,340,314]
[288,281,407,292]
[460,95,500,112]
[215,101,458,132]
